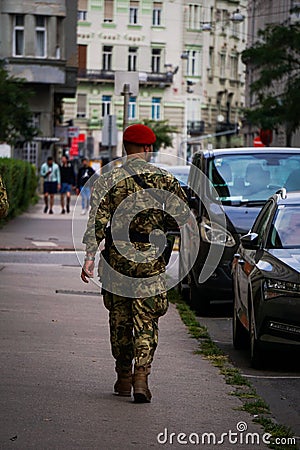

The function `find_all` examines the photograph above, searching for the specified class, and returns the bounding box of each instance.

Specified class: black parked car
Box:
[232,189,300,368]
[179,147,300,314]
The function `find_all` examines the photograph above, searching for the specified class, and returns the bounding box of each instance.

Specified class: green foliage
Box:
[141,119,177,152]
[0,158,38,223]
[0,60,39,145]
[242,22,300,145]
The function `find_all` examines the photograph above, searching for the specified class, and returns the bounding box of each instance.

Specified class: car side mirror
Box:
[240,232,259,250]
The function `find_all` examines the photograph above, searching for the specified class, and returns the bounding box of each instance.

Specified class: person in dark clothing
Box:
[60,155,76,214]
[76,158,96,214]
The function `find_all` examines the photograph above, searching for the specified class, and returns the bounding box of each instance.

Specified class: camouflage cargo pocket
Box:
[142,293,169,319]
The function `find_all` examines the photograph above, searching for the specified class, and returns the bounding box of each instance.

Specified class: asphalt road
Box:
[1,250,271,450]
[197,302,300,442]
[1,249,299,445]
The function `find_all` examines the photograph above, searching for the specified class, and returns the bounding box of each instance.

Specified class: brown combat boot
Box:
[133,365,152,403]
[114,366,132,397]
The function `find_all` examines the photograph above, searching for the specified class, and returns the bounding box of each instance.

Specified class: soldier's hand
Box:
[81,260,94,283]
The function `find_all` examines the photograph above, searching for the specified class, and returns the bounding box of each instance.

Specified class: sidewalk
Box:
[0,202,269,449]
[0,196,87,251]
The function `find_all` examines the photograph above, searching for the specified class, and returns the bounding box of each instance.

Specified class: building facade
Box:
[64,0,247,164]
[244,0,300,147]
[0,0,77,167]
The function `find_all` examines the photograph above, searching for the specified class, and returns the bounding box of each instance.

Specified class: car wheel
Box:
[250,311,263,369]
[232,308,249,350]
[189,273,210,315]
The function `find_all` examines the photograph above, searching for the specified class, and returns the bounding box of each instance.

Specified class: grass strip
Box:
[168,288,299,450]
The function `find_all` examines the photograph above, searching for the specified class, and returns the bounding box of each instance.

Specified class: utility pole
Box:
[121,83,131,131]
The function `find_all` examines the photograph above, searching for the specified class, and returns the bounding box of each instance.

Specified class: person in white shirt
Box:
[76,158,95,215]
[40,156,61,214]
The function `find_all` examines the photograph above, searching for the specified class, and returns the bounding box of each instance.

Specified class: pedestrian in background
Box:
[76,158,95,215]
[0,174,9,218]
[59,155,75,214]
[81,124,189,403]
[40,156,61,214]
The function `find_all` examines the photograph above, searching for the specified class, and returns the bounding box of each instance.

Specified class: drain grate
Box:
[55,289,100,297]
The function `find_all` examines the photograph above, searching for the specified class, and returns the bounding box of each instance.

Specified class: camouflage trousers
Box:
[103,292,168,369]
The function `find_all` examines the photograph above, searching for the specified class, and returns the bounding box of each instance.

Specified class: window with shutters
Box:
[13,15,24,57]
[152,2,162,26]
[220,53,226,79]
[128,97,137,120]
[104,0,114,22]
[230,55,238,80]
[102,46,112,70]
[78,0,88,21]
[151,48,161,73]
[102,95,111,117]
[186,50,200,76]
[77,94,87,118]
[35,16,47,58]
[56,17,63,59]
[208,46,214,79]
[188,4,201,30]
[129,1,139,24]
[78,45,87,76]
[152,97,161,120]
[128,47,137,71]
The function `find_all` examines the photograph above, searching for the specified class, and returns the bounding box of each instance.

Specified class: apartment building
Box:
[199,0,247,151]
[63,0,247,162]
[0,0,77,167]
[244,0,300,147]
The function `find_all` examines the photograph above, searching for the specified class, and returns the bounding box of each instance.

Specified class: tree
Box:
[242,20,300,146]
[0,60,39,145]
[141,119,177,152]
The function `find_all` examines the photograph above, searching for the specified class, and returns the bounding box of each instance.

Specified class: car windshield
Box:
[208,153,300,205]
[268,205,300,249]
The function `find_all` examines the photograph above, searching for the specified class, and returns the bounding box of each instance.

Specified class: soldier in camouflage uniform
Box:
[0,174,9,218]
[81,124,189,403]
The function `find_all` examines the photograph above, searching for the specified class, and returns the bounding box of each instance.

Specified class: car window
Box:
[269,205,300,248]
[167,167,190,186]
[207,153,300,204]
[152,164,190,187]
[251,200,276,246]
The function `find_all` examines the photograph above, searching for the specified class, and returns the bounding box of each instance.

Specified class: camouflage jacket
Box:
[82,158,189,277]
[0,174,9,218]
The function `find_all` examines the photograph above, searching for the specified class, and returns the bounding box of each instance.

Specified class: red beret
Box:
[123,124,156,145]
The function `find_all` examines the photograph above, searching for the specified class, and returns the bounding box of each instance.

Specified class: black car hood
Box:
[268,249,300,274]
[223,205,261,235]
[256,249,300,282]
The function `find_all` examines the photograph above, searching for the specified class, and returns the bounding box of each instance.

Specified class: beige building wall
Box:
[244,0,300,147]
[66,0,247,162]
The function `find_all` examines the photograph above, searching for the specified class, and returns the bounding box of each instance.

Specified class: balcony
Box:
[187,120,205,136]
[77,69,173,87]
[215,121,238,135]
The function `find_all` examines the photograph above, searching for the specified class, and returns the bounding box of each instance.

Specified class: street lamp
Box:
[230,9,245,23]
[201,8,245,32]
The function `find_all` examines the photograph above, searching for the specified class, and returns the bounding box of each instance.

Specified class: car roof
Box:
[151,163,190,172]
[193,147,300,159]
[163,165,190,172]
[277,191,300,205]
